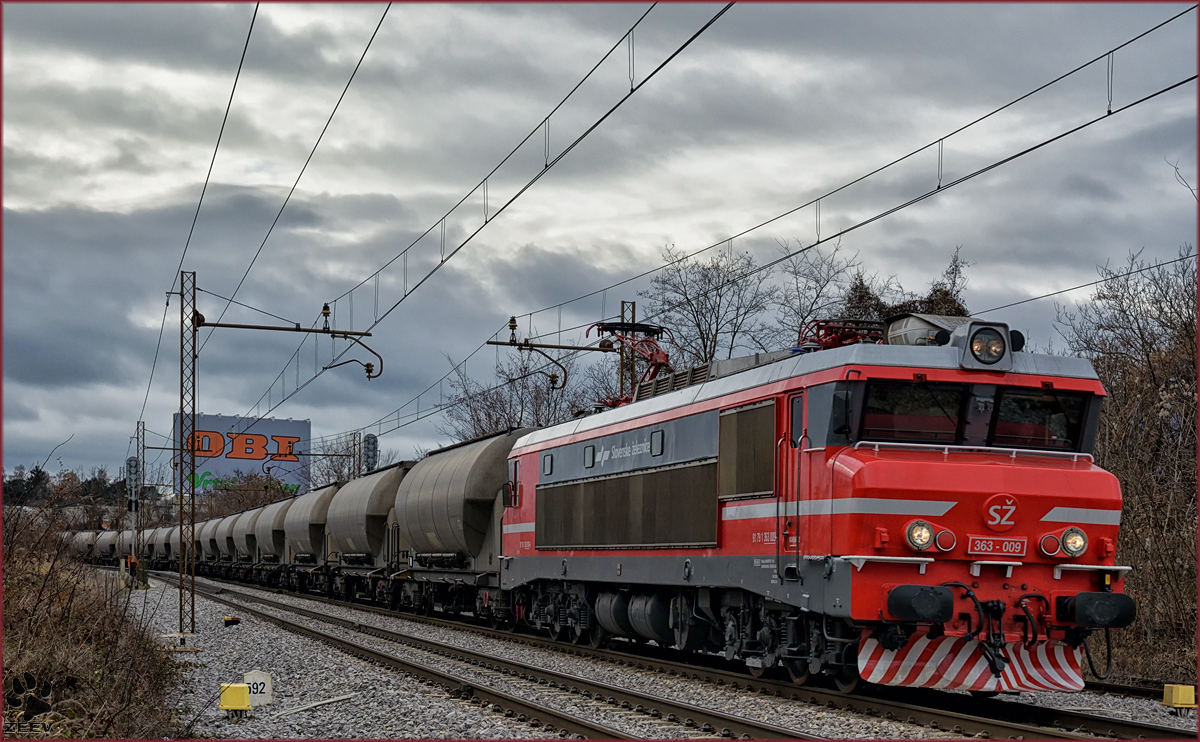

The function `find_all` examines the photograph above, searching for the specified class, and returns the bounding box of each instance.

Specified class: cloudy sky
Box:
[4,3,1196,477]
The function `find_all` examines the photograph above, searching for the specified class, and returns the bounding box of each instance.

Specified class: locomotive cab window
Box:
[859,381,967,444]
[990,387,1087,451]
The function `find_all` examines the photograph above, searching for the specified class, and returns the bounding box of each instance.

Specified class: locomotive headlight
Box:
[1061,527,1088,557]
[970,328,1006,365]
[906,520,934,551]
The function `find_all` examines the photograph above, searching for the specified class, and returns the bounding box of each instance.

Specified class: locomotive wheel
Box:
[746,662,767,679]
[785,659,810,685]
[571,624,589,645]
[834,669,861,694]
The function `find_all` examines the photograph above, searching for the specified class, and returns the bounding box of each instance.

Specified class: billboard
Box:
[174,413,311,496]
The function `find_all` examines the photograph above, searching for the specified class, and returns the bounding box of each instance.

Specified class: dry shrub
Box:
[3,504,180,737]
[1057,247,1197,683]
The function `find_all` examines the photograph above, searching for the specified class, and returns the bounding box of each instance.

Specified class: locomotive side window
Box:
[990,387,1087,450]
[650,430,664,456]
[859,382,967,444]
[542,454,553,476]
[584,445,595,468]
[718,400,775,499]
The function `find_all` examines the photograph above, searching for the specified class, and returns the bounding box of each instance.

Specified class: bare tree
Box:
[639,244,777,368]
[761,239,859,348]
[1055,245,1197,682]
[841,247,971,321]
[438,349,594,442]
[299,433,401,489]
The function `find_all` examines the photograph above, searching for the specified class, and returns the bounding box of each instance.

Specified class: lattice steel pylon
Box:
[620,301,636,399]
[351,430,362,479]
[135,420,146,585]
[179,271,198,637]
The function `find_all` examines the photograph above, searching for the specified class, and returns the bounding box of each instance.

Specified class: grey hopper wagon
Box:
[393,429,530,574]
[200,519,224,560]
[117,529,136,557]
[72,530,98,558]
[255,498,296,560]
[159,526,180,560]
[283,484,340,563]
[95,531,118,559]
[216,515,239,559]
[192,519,207,557]
[327,462,413,569]
[142,527,161,559]
[233,507,265,560]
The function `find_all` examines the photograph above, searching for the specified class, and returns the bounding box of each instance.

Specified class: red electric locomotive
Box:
[499,314,1135,693]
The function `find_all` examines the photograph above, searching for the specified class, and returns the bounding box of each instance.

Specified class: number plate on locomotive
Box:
[966,535,1026,557]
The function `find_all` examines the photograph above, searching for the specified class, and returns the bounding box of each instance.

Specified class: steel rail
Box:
[167,577,633,739]
[191,579,825,740]
[165,572,1188,740]
[1083,680,1165,700]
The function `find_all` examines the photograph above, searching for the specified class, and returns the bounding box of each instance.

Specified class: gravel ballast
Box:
[128,579,560,739]
[189,577,964,739]
[159,575,1197,738]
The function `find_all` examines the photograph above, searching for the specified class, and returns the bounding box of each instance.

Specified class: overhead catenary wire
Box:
[294,246,1199,451]
[198,2,393,354]
[233,4,735,432]
[973,252,1196,315]
[135,3,259,423]
[228,7,1194,446]
[366,73,1199,441]
[326,4,659,308]
[196,288,297,326]
[368,231,1198,444]
[505,3,1200,327]
[228,3,671,441]
[329,8,1199,442]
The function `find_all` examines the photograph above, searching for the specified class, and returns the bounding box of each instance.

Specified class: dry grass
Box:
[3,505,180,737]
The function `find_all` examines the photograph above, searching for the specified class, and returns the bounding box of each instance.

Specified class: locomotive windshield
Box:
[990,387,1087,450]
[848,379,1093,452]
[860,381,967,443]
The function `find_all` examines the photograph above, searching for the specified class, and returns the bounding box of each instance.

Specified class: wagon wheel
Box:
[548,619,568,642]
[588,625,610,649]
[785,659,810,685]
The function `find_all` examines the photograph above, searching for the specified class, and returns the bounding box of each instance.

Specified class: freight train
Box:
[71,313,1135,694]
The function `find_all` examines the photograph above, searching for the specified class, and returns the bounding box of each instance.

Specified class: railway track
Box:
[167,574,828,740]
[170,572,1191,740]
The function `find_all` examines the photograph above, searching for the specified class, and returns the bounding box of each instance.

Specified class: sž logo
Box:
[981,493,1018,533]
[189,431,301,461]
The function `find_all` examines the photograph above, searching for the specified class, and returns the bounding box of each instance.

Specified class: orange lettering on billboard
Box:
[271,436,301,461]
[191,431,225,458]
[226,433,269,459]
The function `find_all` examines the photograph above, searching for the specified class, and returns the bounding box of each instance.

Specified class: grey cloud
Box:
[3,3,1193,474]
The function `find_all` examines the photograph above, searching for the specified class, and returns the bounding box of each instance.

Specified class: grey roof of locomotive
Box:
[515,342,1100,452]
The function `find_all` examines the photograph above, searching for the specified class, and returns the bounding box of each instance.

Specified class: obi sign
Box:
[174,413,310,496]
